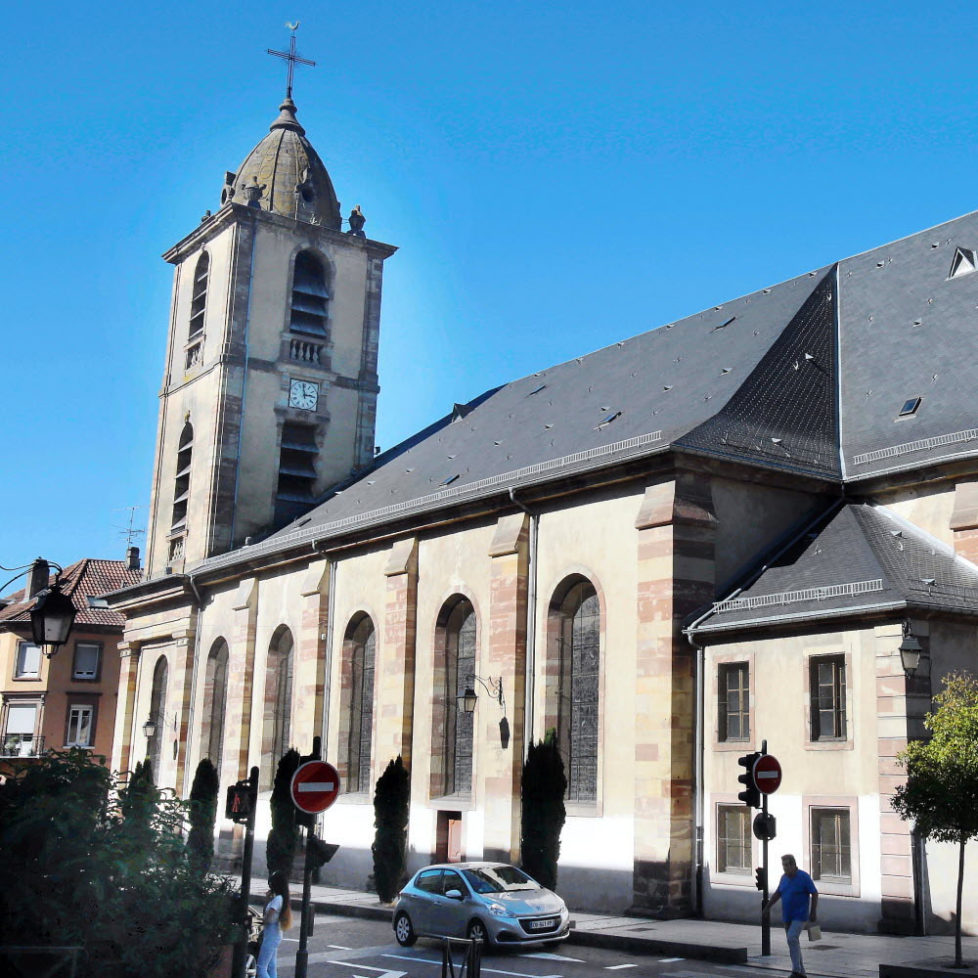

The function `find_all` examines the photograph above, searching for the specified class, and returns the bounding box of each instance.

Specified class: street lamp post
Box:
[1,558,77,656]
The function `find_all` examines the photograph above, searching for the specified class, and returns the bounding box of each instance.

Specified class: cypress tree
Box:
[186,757,219,875]
[520,731,567,890]
[266,748,301,878]
[371,756,410,903]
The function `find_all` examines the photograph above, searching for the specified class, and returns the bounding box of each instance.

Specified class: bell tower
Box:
[144,68,396,578]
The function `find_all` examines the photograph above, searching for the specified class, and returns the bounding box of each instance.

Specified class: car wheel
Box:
[467,918,491,947]
[244,952,257,978]
[394,911,417,947]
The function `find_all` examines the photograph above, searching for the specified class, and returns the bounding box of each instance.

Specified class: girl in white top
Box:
[256,871,292,978]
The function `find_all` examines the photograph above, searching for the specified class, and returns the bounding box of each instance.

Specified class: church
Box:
[105,61,978,935]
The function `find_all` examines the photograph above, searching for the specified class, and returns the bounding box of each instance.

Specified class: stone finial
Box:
[347,204,366,238]
[243,177,266,208]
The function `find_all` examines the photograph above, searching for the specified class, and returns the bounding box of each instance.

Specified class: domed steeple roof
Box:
[223,98,341,229]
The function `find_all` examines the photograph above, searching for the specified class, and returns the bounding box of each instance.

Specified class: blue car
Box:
[393,862,571,948]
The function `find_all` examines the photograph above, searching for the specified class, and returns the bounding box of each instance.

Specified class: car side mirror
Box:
[445,889,464,901]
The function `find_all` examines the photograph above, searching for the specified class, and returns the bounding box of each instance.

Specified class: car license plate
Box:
[529,918,554,930]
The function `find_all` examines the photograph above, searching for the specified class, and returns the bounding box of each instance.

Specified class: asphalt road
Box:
[272,913,764,978]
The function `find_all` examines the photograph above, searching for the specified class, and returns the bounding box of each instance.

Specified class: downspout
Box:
[319,555,338,758]
[508,488,538,747]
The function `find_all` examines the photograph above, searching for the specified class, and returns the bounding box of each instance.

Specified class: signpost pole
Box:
[759,740,771,957]
[232,766,259,978]
[294,737,321,978]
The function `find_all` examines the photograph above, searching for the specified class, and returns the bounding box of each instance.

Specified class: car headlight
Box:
[487,902,512,917]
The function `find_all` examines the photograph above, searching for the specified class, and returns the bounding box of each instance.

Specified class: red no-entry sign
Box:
[754,753,782,794]
[290,760,341,814]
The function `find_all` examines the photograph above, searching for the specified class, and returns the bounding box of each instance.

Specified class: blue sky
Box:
[3,0,978,585]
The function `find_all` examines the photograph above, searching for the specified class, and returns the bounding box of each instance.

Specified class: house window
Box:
[811,807,852,883]
[555,579,600,803]
[718,662,749,742]
[73,642,101,681]
[67,704,95,747]
[289,251,330,336]
[810,654,846,740]
[346,616,376,794]
[717,804,752,874]
[3,702,39,755]
[15,642,41,679]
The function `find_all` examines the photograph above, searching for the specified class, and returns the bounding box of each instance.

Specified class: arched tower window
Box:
[548,576,600,803]
[275,421,319,526]
[342,614,376,794]
[169,422,193,563]
[289,251,330,337]
[260,626,294,789]
[185,252,209,369]
[201,639,229,770]
[147,655,169,781]
[432,597,476,797]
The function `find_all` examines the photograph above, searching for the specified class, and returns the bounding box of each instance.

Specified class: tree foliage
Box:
[893,671,978,966]
[372,755,411,903]
[186,757,220,876]
[266,748,301,878]
[520,731,567,891]
[0,749,236,978]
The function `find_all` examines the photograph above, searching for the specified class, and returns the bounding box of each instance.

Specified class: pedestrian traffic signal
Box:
[737,751,761,808]
[755,866,766,891]
[225,782,252,823]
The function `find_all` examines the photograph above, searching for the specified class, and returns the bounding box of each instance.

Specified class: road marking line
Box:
[522,952,584,961]
[605,966,638,971]
[328,944,353,949]
[382,953,561,977]
[660,957,685,963]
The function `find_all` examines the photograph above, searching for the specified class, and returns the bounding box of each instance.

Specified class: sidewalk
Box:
[254,880,978,978]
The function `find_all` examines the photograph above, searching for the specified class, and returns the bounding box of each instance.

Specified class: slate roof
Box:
[0,559,141,630]
[192,208,978,575]
[687,502,978,635]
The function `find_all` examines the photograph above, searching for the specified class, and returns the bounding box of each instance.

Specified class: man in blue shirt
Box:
[762,853,819,977]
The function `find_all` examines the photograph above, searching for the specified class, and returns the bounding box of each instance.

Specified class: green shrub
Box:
[266,748,301,878]
[520,732,567,890]
[0,749,236,978]
[186,758,220,876]
[372,755,410,902]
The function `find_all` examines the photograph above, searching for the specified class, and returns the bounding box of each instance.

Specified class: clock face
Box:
[289,379,318,411]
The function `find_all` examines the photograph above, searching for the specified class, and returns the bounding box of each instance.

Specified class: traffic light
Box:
[755,866,766,891]
[225,782,252,824]
[307,836,339,870]
[737,751,761,808]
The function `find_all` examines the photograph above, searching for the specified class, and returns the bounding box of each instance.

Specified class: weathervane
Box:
[267,21,316,99]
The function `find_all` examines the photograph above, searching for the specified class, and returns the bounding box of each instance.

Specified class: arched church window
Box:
[435,597,476,797]
[185,252,209,369]
[147,655,169,780]
[260,626,294,789]
[169,423,193,563]
[289,251,330,336]
[201,639,229,770]
[550,576,600,803]
[343,615,376,793]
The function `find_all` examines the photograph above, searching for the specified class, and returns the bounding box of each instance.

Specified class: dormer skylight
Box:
[898,396,922,418]
[948,247,977,280]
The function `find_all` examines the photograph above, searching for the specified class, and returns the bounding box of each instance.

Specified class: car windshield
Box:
[462,865,540,894]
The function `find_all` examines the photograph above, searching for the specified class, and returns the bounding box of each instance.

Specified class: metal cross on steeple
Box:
[267,22,316,99]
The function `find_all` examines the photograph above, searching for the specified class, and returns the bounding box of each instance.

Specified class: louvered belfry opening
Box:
[189,252,209,338]
[275,421,319,525]
[289,251,330,336]
[169,423,193,557]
